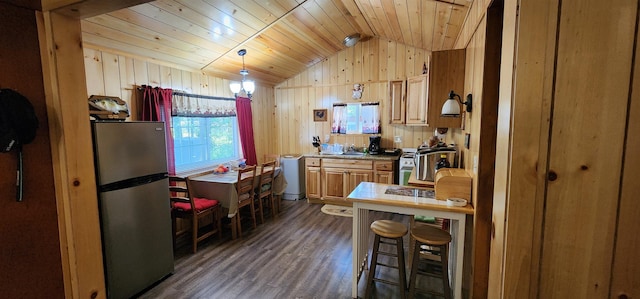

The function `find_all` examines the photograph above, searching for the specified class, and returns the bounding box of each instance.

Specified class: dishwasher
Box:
[280,154,306,200]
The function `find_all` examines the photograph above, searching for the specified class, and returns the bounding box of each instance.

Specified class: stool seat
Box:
[371,219,408,238]
[411,224,451,246]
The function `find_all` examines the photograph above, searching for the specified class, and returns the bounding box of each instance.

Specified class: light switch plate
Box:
[394,136,402,143]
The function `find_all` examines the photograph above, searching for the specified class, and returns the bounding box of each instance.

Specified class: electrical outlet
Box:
[324,134,330,143]
[394,136,402,143]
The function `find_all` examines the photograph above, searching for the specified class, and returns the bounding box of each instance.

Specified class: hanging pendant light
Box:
[229,49,255,98]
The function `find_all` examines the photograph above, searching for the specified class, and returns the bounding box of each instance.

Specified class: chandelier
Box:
[229,49,255,98]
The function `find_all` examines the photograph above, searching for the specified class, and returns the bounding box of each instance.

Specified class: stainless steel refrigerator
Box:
[92,121,174,299]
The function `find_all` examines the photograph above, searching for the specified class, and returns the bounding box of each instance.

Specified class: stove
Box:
[399,148,417,185]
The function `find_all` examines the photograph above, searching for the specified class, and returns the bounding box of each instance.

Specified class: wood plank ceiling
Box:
[80,0,472,86]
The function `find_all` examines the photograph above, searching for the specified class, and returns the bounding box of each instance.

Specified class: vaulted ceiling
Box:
[78,0,472,86]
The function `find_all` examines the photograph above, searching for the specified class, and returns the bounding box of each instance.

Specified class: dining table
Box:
[188,166,287,239]
[347,182,474,299]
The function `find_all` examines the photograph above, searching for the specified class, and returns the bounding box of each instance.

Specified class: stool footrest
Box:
[376,261,400,269]
[377,251,399,258]
[372,277,403,286]
[412,286,446,297]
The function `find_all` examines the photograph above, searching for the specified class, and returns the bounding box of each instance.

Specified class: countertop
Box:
[304,152,400,161]
[347,182,474,214]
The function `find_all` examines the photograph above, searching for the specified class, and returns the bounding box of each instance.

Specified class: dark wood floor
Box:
[138,200,444,299]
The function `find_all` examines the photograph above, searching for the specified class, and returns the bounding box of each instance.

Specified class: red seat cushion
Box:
[173,197,219,212]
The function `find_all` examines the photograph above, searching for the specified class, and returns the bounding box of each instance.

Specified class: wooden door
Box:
[345,169,373,195]
[305,166,321,199]
[405,74,428,125]
[322,168,346,200]
[374,171,394,184]
[389,80,406,124]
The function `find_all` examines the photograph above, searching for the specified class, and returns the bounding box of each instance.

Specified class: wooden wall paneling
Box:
[298,84,309,155]
[368,38,379,83]
[286,88,295,154]
[182,68,194,92]
[353,41,363,83]
[132,58,149,87]
[395,43,407,80]
[169,66,181,90]
[329,52,338,85]
[159,65,171,89]
[611,14,640,296]
[102,52,121,97]
[147,63,161,87]
[385,39,396,80]
[39,11,106,299]
[83,48,105,97]
[120,55,136,120]
[343,46,353,83]
[274,88,283,153]
[540,0,635,297]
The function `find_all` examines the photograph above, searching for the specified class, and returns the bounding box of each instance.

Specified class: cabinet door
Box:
[322,168,346,200]
[428,49,466,128]
[406,74,429,125]
[374,171,394,184]
[345,169,373,195]
[389,80,406,124]
[305,166,321,199]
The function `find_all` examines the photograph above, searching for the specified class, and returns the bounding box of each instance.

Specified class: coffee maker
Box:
[368,136,381,155]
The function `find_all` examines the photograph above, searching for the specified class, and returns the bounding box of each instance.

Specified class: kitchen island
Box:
[347,182,473,298]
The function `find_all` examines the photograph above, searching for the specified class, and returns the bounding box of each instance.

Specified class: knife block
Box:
[434,168,472,201]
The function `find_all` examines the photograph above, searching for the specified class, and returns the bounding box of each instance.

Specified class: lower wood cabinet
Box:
[305,158,321,199]
[306,157,397,206]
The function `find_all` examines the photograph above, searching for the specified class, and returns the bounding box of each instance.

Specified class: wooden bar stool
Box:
[365,220,408,299]
[408,224,452,299]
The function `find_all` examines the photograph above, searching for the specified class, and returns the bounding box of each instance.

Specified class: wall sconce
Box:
[229,49,255,98]
[441,90,472,117]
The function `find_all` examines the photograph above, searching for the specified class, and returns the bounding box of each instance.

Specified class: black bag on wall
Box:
[0,88,38,152]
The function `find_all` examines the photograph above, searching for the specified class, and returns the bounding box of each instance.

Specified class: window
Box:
[172,116,242,173]
[331,102,381,134]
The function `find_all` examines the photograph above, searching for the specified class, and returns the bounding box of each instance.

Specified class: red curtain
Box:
[141,85,176,175]
[235,96,257,166]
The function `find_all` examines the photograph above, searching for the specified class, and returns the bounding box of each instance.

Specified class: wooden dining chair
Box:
[235,165,257,237]
[256,160,278,222]
[264,154,280,167]
[169,176,222,253]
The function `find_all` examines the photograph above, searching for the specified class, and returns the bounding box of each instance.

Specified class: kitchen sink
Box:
[319,151,366,156]
[342,152,366,156]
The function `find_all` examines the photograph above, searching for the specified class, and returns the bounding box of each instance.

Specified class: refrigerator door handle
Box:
[99,172,168,193]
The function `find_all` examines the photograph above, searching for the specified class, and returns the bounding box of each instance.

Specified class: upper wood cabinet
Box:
[405,74,429,125]
[389,80,406,124]
[428,49,466,128]
[392,49,465,128]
